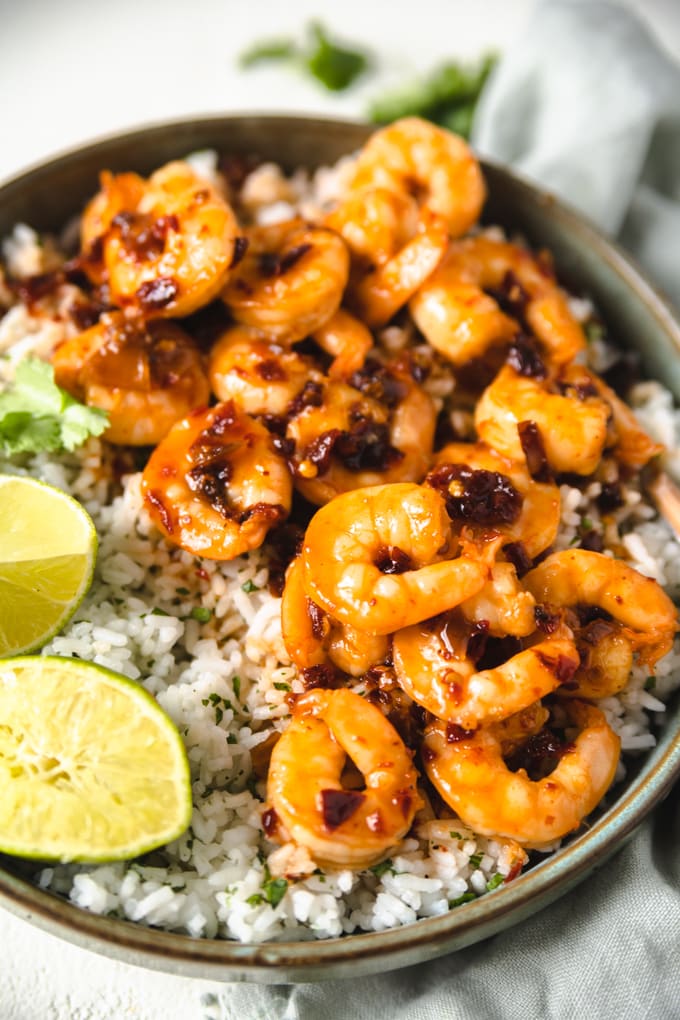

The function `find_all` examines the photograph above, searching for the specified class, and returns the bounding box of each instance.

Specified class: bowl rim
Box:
[0,112,679,982]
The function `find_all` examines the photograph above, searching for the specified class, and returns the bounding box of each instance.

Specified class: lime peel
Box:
[0,656,192,862]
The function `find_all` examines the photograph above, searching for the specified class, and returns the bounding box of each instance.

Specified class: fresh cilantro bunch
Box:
[0,358,108,455]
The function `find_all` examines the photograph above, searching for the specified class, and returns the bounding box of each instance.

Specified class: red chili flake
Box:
[255,358,287,382]
[426,463,522,525]
[507,335,547,380]
[446,723,475,743]
[598,481,624,512]
[421,745,437,764]
[145,490,174,534]
[195,567,209,581]
[300,664,338,690]
[136,276,178,311]
[488,269,531,318]
[306,598,327,640]
[230,235,249,268]
[286,379,324,419]
[348,360,408,408]
[517,421,551,482]
[466,620,490,664]
[503,541,532,577]
[320,789,365,830]
[262,807,279,838]
[579,530,604,552]
[535,650,578,684]
[15,269,64,305]
[534,604,560,634]
[374,545,414,575]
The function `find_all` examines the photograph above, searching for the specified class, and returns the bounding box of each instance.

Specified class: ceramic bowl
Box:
[0,115,679,982]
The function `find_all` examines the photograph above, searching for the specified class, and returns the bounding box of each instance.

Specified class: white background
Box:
[1,1,679,1018]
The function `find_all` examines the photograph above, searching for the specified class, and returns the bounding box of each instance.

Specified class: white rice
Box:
[1,155,679,945]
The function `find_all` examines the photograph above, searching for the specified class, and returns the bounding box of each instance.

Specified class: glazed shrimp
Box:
[222,218,349,342]
[410,236,585,367]
[587,371,664,469]
[80,161,240,318]
[430,441,561,560]
[350,208,449,328]
[458,562,537,636]
[141,401,292,560]
[266,688,421,868]
[281,557,388,676]
[301,483,495,635]
[423,700,621,847]
[347,117,486,238]
[208,324,319,415]
[566,621,634,699]
[524,549,678,667]
[311,308,374,379]
[392,618,579,729]
[288,367,436,505]
[326,187,420,268]
[474,365,610,476]
[52,311,210,445]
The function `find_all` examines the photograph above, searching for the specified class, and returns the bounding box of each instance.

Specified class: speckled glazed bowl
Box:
[0,115,679,983]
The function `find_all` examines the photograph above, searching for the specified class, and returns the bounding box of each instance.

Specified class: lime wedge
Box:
[0,475,97,656]
[0,656,192,861]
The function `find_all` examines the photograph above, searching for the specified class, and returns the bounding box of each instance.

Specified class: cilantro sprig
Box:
[239,21,371,92]
[0,358,108,455]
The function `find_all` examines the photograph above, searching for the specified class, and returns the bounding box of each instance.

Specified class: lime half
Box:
[0,475,97,656]
[0,656,192,861]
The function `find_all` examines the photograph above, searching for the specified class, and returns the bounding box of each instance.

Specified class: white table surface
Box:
[2,2,680,1017]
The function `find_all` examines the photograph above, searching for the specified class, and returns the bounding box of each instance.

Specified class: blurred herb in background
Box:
[239,24,497,139]
[239,21,372,92]
[367,54,498,138]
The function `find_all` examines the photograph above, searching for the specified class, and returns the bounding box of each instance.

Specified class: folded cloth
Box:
[202,4,680,1016]
[472,0,680,310]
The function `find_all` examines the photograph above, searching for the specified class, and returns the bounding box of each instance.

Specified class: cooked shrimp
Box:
[410,236,585,367]
[393,619,578,729]
[423,699,621,847]
[350,208,449,328]
[222,219,349,342]
[567,621,634,699]
[431,441,561,559]
[347,117,485,238]
[266,688,421,868]
[587,371,664,469]
[459,562,537,637]
[474,365,610,475]
[288,368,436,505]
[208,324,319,415]
[281,557,388,676]
[141,401,292,559]
[301,483,495,635]
[311,308,374,379]
[80,161,240,318]
[52,311,210,445]
[326,187,420,268]
[524,549,678,666]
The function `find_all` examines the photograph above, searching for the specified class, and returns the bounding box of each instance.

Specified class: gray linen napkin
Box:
[202,3,680,1016]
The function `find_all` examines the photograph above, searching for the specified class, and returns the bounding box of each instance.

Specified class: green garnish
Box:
[238,21,371,92]
[176,587,191,596]
[367,53,497,139]
[190,606,212,623]
[645,676,656,691]
[273,681,291,692]
[449,831,462,840]
[449,892,477,908]
[468,852,483,870]
[233,676,241,700]
[241,579,259,593]
[486,873,505,891]
[369,858,394,878]
[150,607,170,617]
[246,892,264,906]
[585,321,606,344]
[0,358,108,455]
[226,733,237,745]
[239,38,297,68]
[305,21,370,92]
[263,876,288,907]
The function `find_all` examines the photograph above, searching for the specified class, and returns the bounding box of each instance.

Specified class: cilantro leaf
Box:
[238,38,297,68]
[367,53,497,139]
[305,22,370,92]
[0,359,108,455]
[263,876,288,907]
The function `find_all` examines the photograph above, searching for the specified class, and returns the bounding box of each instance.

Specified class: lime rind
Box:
[0,656,192,862]
[0,475,98,656]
